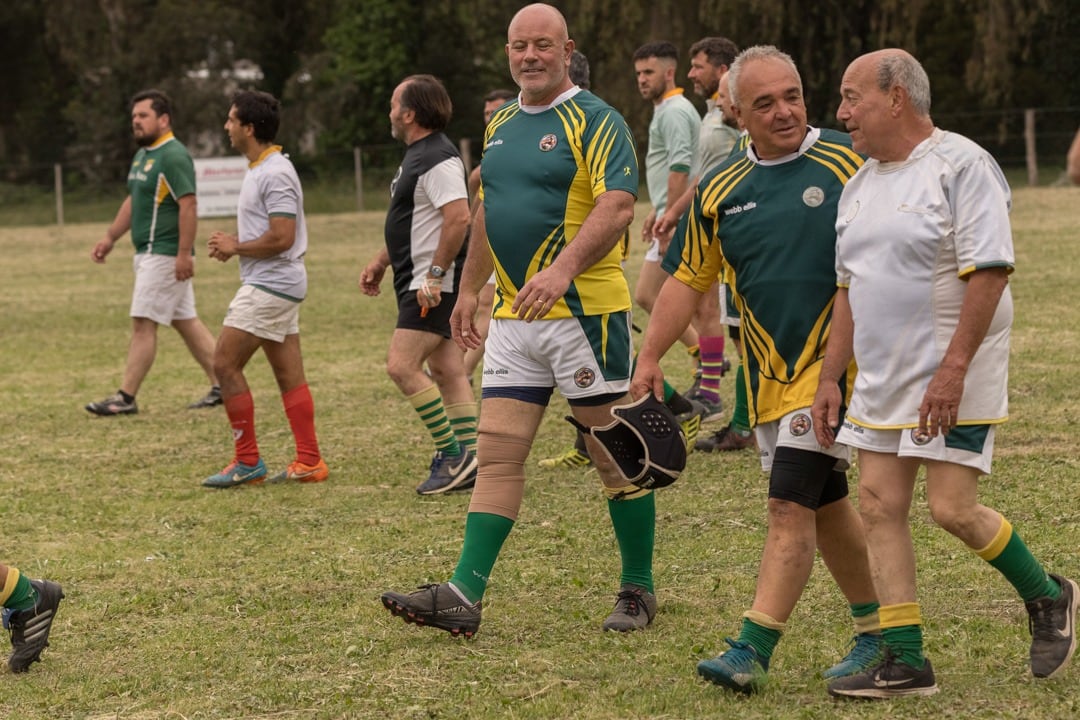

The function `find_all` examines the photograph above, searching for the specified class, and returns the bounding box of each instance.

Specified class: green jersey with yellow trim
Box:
[663,127,862,426]
[479,88,638,320]
[127,132,196,257]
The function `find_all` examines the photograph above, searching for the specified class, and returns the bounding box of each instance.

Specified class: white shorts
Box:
[837,421,995,475]
[644,236,662,263]
[482,315,632,400]
[223,284,301,343]
[719,284,741,328]
[755,408,850,473]
[130,253,197,325]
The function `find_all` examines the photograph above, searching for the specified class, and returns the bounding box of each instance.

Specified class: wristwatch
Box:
[429,265,445,278]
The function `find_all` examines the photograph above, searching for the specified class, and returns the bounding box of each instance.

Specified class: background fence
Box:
[2,107,1077,228]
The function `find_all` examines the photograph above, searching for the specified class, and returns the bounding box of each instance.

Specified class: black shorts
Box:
[396,290,456,339]
[768,446,849,510]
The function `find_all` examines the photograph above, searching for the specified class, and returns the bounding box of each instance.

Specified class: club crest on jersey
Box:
[574,367,596,388]
[143,159,156,172]
[844,200,860,223]
[910,428,932,446]
[789,413,811,437]
[802,186,824,207]
[539,133,558,152]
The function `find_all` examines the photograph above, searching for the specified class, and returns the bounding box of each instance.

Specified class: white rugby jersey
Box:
[237,147,308,300]
[835,128,1014,428]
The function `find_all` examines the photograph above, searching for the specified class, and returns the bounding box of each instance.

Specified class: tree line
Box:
[1,0,1076,186]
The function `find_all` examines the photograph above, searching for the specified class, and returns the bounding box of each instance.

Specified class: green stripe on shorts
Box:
[577,312,631,381]
[944,424,991,453]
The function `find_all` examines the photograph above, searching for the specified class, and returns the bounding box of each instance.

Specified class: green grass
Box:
[1,189,1079,718]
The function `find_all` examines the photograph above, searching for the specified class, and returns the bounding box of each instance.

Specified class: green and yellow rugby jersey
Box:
[479,88,638,319]
[663,127,862,426]
[127,131,196,257]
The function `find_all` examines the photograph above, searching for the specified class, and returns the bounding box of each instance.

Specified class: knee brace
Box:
[468,431,532,521]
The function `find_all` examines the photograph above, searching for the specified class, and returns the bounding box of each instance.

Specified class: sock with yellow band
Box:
[880,602,926,669]
[0,568,37,612]
[976,515,1060,602]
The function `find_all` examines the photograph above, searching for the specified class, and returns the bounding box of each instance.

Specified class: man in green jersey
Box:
[381,3,662,637]
[88,89,220,416]
[633,46,881,694]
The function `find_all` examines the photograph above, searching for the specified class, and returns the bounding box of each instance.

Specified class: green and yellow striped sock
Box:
[445,401,478,454]
[408,385,461,456]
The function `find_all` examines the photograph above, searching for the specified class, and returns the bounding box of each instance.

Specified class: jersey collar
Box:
[747,126,821,166]
[249,144,283,168]
[518,86,581,115]
[147,131,175,150]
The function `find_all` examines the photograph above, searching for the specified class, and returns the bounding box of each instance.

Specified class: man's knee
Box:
[926,495,979,537]
[469,431,532,520]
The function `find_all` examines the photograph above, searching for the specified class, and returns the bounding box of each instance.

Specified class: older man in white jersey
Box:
[815,48,1078,699]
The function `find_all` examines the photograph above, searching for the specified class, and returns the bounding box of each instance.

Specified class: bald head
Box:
[508,3,568,43]
[506,3,574,106]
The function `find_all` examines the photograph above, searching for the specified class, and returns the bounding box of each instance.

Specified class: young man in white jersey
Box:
[816,48,1077,699]
[632,41,704,385]
[202,90,328,488]
[651,37,741,420]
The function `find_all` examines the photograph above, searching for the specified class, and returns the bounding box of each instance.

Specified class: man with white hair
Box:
[816,48,1077,699]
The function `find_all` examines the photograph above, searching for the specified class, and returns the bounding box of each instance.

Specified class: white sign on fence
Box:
[194,157,248,218]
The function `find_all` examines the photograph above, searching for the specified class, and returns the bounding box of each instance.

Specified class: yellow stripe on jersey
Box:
[737,293,833,423]
[805,141,864,184]
[672,158,753,291]
[476,104,520,204]
[156,174,173,205]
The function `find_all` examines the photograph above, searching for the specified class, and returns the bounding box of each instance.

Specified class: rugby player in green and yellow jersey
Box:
[87,89,220,416]
[633,46,882,695]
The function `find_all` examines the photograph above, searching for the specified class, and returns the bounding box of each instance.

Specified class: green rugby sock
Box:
[981,520,1059,602]
[739,615,782,665]
[607,491,655,592]
[4,573,36,611]
[882,625,926,669]
[450,512,514,603]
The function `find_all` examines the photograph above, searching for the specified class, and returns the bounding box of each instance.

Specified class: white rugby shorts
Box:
[755,408,850,473]
[482,316,631,400]
[130,253,197,325]
[223,284,300,342]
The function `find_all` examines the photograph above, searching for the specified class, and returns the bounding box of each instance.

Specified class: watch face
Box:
[430,266,445,277]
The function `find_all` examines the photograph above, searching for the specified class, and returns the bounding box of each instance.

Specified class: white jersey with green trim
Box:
[237,148,308,300]
[645,91,699,216]
[836,128,1014,429]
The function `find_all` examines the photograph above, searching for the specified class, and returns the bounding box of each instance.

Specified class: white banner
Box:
[194,157,248,218]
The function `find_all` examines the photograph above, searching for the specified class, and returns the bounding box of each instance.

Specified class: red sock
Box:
[224,390,259,465]
[283,384,321,465]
